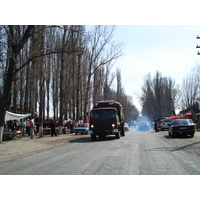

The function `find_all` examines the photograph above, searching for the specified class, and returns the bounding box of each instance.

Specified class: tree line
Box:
[140,66,200,120]
[0,25,139,142]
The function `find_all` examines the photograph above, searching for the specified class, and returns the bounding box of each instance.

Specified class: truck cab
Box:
[89,100,125,140]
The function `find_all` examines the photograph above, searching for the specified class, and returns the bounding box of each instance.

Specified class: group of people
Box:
[8,118,56,138]
[8,118,36,139]
[9,119,34,135]
[8,118,90,138]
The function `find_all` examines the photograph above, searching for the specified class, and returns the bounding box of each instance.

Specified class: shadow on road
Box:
[69,135,116,143]
[171,141,200,151]
[146,141,200,152]
[164,135,193,139]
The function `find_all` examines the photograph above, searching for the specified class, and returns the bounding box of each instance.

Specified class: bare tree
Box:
[0,25,34,142]
[0,25,136,143]
[140,71,180,119]
[83,25,123,120]
[181,65,200,110]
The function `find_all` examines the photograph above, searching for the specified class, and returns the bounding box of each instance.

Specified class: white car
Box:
[74,123,89,135]
[160,119,172,131]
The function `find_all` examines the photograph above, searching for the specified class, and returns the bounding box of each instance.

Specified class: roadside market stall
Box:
[194,113,200,131]
[5,111,31,122]
[3,111,31,141]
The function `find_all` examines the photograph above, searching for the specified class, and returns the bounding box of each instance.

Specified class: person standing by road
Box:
[26,119,30,135]
[154,120,159,132]
[34,115,40,135]
[30,118,35,139]
[69,121,74,134]
[20,119,25,136]
[50,120,57,137]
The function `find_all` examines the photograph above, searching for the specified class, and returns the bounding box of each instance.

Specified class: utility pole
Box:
[196,35,200,55]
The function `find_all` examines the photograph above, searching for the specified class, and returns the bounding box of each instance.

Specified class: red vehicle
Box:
[124,123,129,131]
[168,119,195,138]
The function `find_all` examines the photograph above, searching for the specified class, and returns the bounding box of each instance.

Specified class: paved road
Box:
[1,128,200,175]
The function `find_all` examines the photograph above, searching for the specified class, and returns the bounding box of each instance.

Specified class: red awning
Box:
[185,110,192,116]
[176,114,184,119]
[169,114,185,119]
[169,115,176,119]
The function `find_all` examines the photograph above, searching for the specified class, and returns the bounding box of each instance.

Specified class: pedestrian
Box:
[85,119,90,124]
[74,121,78,127]
[69,121,74,134]
[154,120,159,132]
[20,119,25,136]
[30,118,35,139]
[50,120,57,137]
[26,119,30,135]
[10,120,15,132]
[34,115,40,135]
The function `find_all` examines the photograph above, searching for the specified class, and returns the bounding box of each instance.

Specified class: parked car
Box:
[74,123,89,135]
[160,119,172,131]
[168,119,195,138]
[124,123,129,131]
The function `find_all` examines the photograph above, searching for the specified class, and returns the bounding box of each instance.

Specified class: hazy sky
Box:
[2,1,200,113]
[113,25,200,111]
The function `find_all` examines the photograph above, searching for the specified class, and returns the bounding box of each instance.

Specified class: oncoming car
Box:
[168,119,195,138]
[74,123,89,135]
[137,122,151,131]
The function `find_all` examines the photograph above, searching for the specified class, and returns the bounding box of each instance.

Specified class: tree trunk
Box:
[84,73,92,122]
[0,57,15,143]
[59,52,64,133]
[76,54,81,121]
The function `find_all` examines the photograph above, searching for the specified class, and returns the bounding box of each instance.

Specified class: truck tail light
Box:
[112,124,115,128]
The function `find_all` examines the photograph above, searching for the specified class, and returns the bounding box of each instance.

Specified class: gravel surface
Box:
[1,129,200,175]
[0,133,87,162]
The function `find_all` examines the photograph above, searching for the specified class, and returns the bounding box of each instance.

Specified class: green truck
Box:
[89,100,125,140]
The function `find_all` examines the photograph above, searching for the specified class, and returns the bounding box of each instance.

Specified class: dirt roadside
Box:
[0,133,90,162]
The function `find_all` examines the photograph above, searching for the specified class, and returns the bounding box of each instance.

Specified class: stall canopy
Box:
[168,110,193,120]
[5,111,31,121]
[169,114,184,119]
[185,110,193,116]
